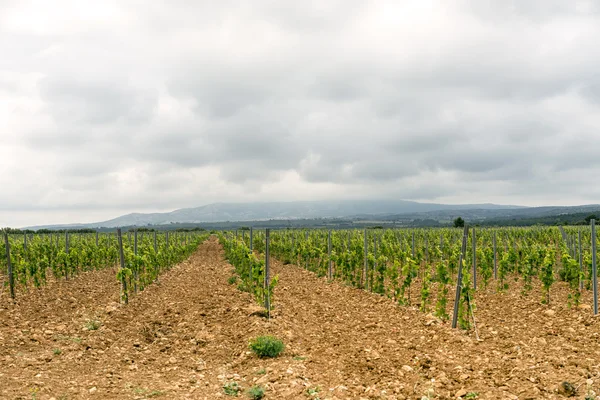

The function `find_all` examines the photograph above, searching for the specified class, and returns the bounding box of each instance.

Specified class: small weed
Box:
[293,355,307,361]
[465,393,479,399]
[228,276,238,285]
[256,368,266,375]
[53,348,62,355]
[307,387,321,395]
[223,381,241,396]
[249,336,284,358]
[247,386,265,399]
[85,319,102,331]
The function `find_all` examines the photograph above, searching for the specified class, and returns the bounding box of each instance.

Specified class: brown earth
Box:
[0,237,599,399]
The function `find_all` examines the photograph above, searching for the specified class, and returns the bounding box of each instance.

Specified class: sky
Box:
[2,0,600,227]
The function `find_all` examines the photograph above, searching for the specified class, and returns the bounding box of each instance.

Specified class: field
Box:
[0,227,599,399]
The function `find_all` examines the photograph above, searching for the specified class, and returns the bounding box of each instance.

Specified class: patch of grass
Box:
[53,348,62,355]
[256,368,266,375]
[132,387,165,398]
[228,276,238,285]
[247,386,265,399]
[249,335,284,358]
[293,355,307,361]
[465,393,479,399]
[85,319,102,331]
[54,335,82,343]
[223,381,241,396]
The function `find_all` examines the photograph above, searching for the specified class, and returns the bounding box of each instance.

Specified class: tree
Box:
[453,217,465,228]
[585,214,598,224]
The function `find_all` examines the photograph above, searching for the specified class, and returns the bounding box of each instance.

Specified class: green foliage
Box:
[220,234,279,316]
[223,382,241,396]
[228,275,238,285]
[85,319,101,331]
[246,386,265,400]
[249,335,284,358]
[399,256,418,305]
[457,260,474,331]
[540,248,555,305]
[434,261,450,320]
[497,253,509,292]
[560,251,581,308]
[453,217,465,228]
[0,231,206,300]
[420,266,431,313]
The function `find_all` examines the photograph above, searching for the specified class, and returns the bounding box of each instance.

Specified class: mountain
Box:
[26,199,524,229]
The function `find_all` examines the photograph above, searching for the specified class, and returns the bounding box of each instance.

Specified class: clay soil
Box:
[1,237,599,399]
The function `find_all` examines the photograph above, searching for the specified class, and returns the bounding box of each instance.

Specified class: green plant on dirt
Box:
[249,335,284,358]
[480,247,492,288]
[465,392,479,399]
[497,252,509,292]
[306,386,321,396]
[228,275,238,285]
[85,319,102,331]
[457,263,475,331]
[373,254,388,294]
[53,348,62,355]
[560,251,581,308]
[386,259,401,301]
[434,261,451,320]
[256,368,266,375]
[220,237,279,317]
[247,386,265,400]
[399,256,418,305]
[540,248,555,305]
[420,266,431,313]
[223,381,241,396]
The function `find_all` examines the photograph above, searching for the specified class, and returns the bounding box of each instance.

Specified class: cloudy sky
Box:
[2,1,600,227]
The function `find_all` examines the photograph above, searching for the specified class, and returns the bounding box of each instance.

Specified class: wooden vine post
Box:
[265,228,271,319]
[452,225,469,329]
[65,232,69,280]
[4,231,15,300]
[592,219,598,315]
[363,228,368,288]
[327,229,332,280]
[117,228,128,305]
[472,227,477,290]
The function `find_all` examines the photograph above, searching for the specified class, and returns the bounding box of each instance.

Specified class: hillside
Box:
[26,200,524,229]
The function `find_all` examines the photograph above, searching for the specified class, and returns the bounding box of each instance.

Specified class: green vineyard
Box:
[220,224,599,330]
[1,230,209,303]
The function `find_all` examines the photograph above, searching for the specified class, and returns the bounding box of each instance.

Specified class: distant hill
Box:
[26,199,524,230]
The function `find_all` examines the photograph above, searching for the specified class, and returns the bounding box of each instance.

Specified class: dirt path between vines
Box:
[1,237,599,400]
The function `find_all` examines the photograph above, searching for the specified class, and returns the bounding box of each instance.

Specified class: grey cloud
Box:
[2,1,600,226]
[38,76,157,125]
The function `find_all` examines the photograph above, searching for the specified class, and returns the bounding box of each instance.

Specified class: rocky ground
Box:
[1,236,599,399]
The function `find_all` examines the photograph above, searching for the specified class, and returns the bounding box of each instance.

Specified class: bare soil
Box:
[1,237,599,399]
